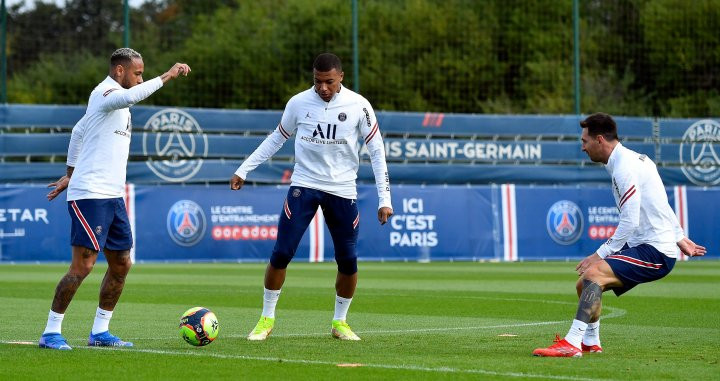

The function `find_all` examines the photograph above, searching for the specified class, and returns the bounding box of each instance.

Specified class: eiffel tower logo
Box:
[680,119,720,186]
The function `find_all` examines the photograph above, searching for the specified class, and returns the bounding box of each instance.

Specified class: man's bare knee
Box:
[106,249,132,275]
[581,262,619,290]
[575,278,584,297]
[70,246,98,278]
[68,264,93,279]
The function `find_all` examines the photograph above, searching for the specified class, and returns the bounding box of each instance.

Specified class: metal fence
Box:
[2,0,719,117]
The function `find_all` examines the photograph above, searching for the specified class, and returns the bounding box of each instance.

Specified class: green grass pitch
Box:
[1,261,718,380]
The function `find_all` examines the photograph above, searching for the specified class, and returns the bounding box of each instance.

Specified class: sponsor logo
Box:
[680,119,720,186]
[312,123,337,139]
[363,108,372,128]
[167,200,206,247]
[142,108,208,182]
[546,200,584,245]
[0,208,49,223]
[338,112,347,122]
[113,115,131,138]
[211,225,278,241]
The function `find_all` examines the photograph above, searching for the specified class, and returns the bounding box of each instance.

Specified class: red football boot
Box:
[533,335,582,357]
[581,343,603,353]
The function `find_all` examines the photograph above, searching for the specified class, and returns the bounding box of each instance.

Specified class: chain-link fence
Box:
[3,0,719,117]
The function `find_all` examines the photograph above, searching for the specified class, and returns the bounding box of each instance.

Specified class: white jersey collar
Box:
[104,75,123,88]
[605,142,624,172]
[314,84,344,103]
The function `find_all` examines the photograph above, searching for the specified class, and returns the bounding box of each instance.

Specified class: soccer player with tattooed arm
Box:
[230,53,393,341]
[40,48,191,350]
[533,112,706,357]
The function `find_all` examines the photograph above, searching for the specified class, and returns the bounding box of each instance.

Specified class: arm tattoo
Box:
[575,279,602,323]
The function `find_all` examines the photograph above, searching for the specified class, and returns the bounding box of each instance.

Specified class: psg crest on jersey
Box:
[167,200,207,247]
[546,200,584,245]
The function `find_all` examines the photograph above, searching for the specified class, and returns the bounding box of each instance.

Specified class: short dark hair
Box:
[110,48,142,68]
[313,53,342,72]
[580,112,619,141]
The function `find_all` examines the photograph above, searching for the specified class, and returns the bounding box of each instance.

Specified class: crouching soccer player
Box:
[230,53,393,341]
[533,112,706,357]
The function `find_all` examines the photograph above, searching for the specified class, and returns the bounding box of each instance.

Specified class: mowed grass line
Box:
[0,261,718,380]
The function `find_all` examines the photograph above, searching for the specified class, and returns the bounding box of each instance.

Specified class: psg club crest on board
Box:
[142,108,209,183]
[546,200,584,245]
[679,119,720,186]
[167,200,207,247]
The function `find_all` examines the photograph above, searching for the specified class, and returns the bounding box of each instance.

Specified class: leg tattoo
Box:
[99,250,132,310]
[51,274,84,313]
[575,279,602,323]
[99,271,127,310]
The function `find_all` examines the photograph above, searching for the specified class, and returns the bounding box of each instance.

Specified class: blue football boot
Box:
[87,331,133,347]
[39,333,72,350]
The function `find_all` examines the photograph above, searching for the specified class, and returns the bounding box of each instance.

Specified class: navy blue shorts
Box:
[68,198,133,252]
[605,244,675,296]
[271,186,359,266]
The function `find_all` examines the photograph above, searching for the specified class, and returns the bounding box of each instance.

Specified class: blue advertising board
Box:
[2,104,718,186]
[1,184,717,263]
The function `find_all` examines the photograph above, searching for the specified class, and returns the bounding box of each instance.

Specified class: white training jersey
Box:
[66,76,163,201]
[596,143,685,258]
[235,85,392,209]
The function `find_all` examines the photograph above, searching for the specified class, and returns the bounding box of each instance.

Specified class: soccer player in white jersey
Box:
[533,112,706,357]
[230,53,393,341]
[39,48,191,350]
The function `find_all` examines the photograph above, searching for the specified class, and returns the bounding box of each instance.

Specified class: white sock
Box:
[333,295,353,321]
[564,319,587,349]
[43,310,64,335]
[262,288,281,318]
[91,307,113,335]
[583,321,601,347]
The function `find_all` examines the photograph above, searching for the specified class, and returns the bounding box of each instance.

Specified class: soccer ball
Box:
[179,307,219,346]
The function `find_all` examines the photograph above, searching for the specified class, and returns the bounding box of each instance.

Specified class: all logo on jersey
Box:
[312,123,337,139]
[167,200,206,247]
[546,200,584,245]
[679,119,720,186]
[142,108,209,182]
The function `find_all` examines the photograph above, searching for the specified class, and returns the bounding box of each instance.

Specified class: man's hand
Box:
[230,174,245,190]
[575,253,602,276]
[377,206,393,225]
[47,175,70,201]
[677,237,706,257]
[161,63,191,83]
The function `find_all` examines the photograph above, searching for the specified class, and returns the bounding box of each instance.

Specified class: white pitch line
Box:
[60,345,610,381]
[118,298,627,340]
